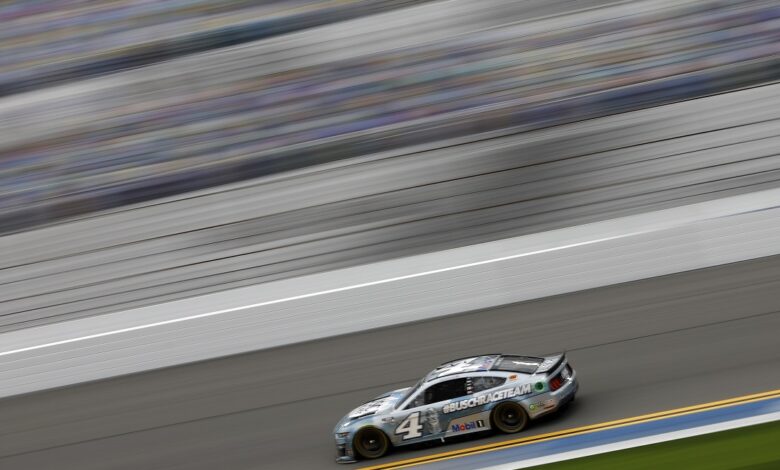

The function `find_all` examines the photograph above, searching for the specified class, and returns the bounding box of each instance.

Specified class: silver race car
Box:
[334,353,578,463]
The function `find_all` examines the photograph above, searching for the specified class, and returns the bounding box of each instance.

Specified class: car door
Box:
[441,375,506,437]
[389,377,469,445]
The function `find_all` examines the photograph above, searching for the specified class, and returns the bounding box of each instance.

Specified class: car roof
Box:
[425,355,501,381]
[425,354,544,381]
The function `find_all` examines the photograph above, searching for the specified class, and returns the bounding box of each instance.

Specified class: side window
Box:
[425,378,468,404]
[469,376,506,394]
[408,378,468,408]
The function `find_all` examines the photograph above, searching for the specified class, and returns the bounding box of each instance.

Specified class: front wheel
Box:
[491,401,529,433]
[353,427,390,460]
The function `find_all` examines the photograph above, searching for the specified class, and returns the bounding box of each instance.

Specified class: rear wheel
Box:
[353,427,390,460]
[491,401,528,433]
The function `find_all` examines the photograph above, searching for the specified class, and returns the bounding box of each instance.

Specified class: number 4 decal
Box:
[395,412,423,440]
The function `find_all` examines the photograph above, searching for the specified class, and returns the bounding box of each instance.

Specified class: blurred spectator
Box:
[0,0,779,232]
[0,0,428,95]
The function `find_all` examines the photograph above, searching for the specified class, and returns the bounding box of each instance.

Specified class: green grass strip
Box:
[525,420,780,470]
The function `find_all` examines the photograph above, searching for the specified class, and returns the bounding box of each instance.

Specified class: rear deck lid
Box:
[491,355,544,374]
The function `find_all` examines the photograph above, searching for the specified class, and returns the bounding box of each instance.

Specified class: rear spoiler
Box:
[535,352,566,374]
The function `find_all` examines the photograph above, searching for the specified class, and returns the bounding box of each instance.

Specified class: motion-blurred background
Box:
[3,0,779,230]
[3,0,780,327]
[1,0,780,469]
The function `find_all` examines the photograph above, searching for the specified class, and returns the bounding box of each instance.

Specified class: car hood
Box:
[348,387,409,419]
[335,387,410,431]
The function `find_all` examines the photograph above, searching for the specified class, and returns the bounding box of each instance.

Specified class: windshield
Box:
[397,378,424,409]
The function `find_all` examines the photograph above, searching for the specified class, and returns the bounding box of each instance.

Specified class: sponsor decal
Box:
[442,384,532,414]
[529,399,556,412]
[451,419,486,432]
[508,374,518,381]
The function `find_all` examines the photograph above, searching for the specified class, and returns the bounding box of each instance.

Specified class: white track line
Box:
[0,232,636,358]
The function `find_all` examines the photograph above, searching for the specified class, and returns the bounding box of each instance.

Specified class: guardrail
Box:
[1,188,779,398]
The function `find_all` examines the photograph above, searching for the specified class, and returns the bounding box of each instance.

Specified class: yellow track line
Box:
[361,388,780,469]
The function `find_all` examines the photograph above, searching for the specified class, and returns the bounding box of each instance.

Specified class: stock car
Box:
[334,353,577,463]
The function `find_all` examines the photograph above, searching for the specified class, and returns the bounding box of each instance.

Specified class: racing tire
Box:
[491,401,529,433]
[353,427,390,460]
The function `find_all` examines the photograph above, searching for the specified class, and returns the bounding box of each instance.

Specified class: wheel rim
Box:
[500,407,520,426]
[493,402,527,433]
[354,428,387,459]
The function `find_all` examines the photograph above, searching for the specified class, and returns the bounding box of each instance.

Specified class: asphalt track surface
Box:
[1,255,779,469]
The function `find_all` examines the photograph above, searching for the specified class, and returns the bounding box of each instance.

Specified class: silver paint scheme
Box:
[333,353,578,463]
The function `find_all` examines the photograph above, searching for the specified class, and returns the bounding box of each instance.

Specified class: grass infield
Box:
[525,420,780,470]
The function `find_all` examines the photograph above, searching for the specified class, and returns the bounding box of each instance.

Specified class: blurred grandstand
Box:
[1,0,779,234]
[0,0,429,95]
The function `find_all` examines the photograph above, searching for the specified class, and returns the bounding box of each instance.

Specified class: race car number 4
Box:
[395,412,423,440]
